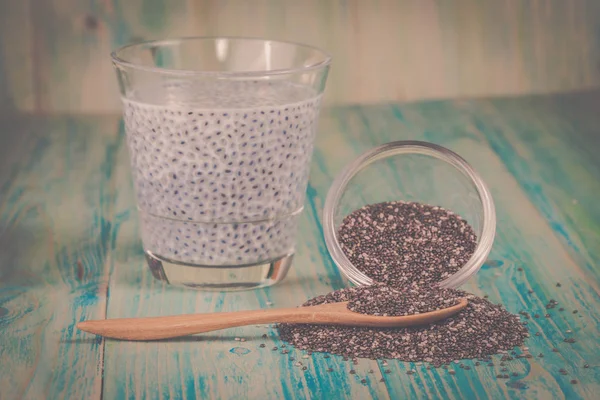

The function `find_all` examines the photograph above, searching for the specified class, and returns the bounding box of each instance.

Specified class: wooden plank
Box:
[4,0,600,112]
[0,115,123,400]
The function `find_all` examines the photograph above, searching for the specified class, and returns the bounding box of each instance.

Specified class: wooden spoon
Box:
[77,298,468,341]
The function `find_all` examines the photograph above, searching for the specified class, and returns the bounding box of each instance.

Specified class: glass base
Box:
[144,251,294,291]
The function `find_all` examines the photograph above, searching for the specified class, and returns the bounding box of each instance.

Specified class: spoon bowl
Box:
[77,298,468,341]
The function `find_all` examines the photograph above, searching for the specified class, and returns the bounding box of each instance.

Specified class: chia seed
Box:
[337,201,477,289]
[278,286,528,365]
[277,201,529,367]
[347,284,462,316]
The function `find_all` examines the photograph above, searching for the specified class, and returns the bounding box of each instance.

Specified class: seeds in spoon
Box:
[346,284,462,316]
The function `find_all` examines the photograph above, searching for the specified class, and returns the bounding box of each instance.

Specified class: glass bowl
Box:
[322,141,496,289]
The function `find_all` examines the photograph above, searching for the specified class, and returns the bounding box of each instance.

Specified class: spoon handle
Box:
[76,306,319,340]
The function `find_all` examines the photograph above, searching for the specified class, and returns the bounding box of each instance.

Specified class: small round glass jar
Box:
[323,141,496,289]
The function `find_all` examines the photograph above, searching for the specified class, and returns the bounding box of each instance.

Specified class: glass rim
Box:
[322,140,497,289]
[111,36,332,77]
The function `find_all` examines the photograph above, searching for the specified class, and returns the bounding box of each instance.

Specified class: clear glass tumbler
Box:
[112,37,331,290]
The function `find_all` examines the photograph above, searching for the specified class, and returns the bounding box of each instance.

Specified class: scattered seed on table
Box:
[361,379,367,384]
[545,314,551,318]
[262,334,267,339]
[552,348,559,353]
[324,355,330,359]
[475,362,480,366]
[290,357,295,361]
[584,364,589,368]
[327,368,333,372]
[556,283,562,287]
[538,353,544,358]
[385,370,391,374]
[406,371,414,375]
[559,308,565,311]
[512,372,518,377]
[449,371,456,375]
[534,314,540,318]
[259,344,266,348]
[559,369,568,375]
[564,338,576,343]
[566,330,572,333]
[272,347,278,351]
[349,370,356,374]
[518,267,523,271]
[379,378,385,382]
[528,290,534,294]
[571,379,578,384]
[302,366,307,371]
[573,310,578,314]
[535,332,541,337]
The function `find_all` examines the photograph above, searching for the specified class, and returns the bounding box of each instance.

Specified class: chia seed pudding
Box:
[122,80,322,266]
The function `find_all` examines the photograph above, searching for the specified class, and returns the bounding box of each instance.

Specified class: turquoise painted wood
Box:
[1,91,599,399]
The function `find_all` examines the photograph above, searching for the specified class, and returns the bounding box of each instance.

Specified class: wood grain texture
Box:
[1,0,600,113]
[1,91,599,399]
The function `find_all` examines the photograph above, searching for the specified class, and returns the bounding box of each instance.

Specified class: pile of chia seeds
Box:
[278,200,530,366]
[346,284,462,317]
[337,201,477,288]
[279,287,528,365]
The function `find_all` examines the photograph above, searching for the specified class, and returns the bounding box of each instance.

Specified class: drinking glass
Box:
[112,37,331,290]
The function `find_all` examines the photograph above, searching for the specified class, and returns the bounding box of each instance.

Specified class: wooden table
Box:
[1,90,599,399]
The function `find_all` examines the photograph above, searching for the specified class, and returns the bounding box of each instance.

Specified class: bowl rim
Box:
[322,140,496,289]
